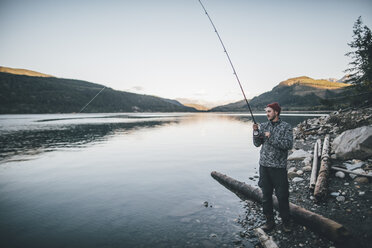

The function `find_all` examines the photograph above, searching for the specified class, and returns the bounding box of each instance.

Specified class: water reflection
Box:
[0,120,177,162]
[0,113,326,163]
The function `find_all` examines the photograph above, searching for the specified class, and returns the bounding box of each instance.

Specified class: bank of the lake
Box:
[237,107,372,248]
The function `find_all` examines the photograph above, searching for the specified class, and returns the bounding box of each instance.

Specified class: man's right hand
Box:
[253,124,258,131]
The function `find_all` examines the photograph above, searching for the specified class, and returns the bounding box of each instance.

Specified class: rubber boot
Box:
[261,215,275,232]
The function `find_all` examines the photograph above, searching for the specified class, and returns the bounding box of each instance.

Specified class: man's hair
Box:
[266,102,281,115]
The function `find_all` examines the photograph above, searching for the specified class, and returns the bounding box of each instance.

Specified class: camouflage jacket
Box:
[253,119,293,168]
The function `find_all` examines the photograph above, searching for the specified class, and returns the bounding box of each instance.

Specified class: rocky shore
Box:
[237,107,372,248]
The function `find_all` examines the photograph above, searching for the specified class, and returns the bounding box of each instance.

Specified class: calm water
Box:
[0,113,324,248]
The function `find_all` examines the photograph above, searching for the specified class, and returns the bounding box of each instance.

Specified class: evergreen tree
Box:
[341,16,372,107]
[345,16,372,90]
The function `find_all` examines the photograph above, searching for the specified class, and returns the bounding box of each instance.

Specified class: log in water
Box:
[211,171,351,243]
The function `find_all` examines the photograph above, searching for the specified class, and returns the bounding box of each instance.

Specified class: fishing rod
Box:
[198,0,256,124]
[78,86,106,113]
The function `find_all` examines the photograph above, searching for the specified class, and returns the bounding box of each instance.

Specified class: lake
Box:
[0,113,325,248]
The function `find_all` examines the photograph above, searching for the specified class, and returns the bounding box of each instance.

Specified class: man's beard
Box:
[268,114,277,121]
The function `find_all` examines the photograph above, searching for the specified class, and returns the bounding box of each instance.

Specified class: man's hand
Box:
[265,132,271,138]
[253,124,258,131]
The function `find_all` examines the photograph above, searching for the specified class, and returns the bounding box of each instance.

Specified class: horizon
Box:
[1,0,371,106]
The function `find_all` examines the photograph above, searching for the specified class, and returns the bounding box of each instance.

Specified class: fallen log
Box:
[309,139,321,190]
[211,171,351,243]
[331,166,372,178]
[254,228,278,248]
[314,135,330,201]
[317,138,322,159]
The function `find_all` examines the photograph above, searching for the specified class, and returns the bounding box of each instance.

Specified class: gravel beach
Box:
[236,107,372,248]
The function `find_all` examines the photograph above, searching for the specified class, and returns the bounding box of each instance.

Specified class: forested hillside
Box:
[0,72,197,114]
[211,76,349,112]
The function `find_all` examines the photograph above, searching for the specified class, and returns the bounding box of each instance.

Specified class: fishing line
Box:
[78,86,106,113]
[198,0,256,123]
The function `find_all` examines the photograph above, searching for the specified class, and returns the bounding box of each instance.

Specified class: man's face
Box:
[265,107,277,121]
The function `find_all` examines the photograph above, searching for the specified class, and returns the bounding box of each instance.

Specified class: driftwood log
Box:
[314,135,330,201]
[331,166,372,178]
[211,171,351,243]
[316,138,322,162]
[317,138,322,156]
[254,228,278,248]
[309,139,321,190]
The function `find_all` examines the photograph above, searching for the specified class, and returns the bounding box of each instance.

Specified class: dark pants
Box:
[258,165,290,222]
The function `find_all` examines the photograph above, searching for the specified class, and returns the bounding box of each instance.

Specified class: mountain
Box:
[0,66,54,78]
[211,76,350,112]
[0,68,197,114]
[161,98,184,107]
[277,76,349,89]
[208,99,248,112]
[176,98,218,111]
[182,103,209,111]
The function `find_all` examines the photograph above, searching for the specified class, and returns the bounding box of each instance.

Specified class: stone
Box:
[354,177,369,184]
[349,168,366,179]
[359,191,365,196]
[303,165,312,172]
[296,170,304,176]
[288,149,313,160]
[288,167,297,173]
[330,192,340,197]
[209,233,217,238]
[288,171,298,179]
[352,159,363,163]
[335,171,345,178]
[292,177,304,183]
[344,161,365,171]
[302,156,312,166]
[336,196,345,202]
[332,125,372,160]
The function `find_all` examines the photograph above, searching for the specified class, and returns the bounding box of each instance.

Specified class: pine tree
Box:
[345,16,372,90]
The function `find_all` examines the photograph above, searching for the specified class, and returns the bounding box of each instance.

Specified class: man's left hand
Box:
[264,132,271,138]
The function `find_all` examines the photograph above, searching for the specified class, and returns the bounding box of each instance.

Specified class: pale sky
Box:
[1,0,371,106]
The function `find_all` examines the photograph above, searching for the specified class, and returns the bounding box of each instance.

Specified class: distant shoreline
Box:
[0,111,332,116]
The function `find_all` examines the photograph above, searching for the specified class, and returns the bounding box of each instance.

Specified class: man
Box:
[252,102,293,232]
